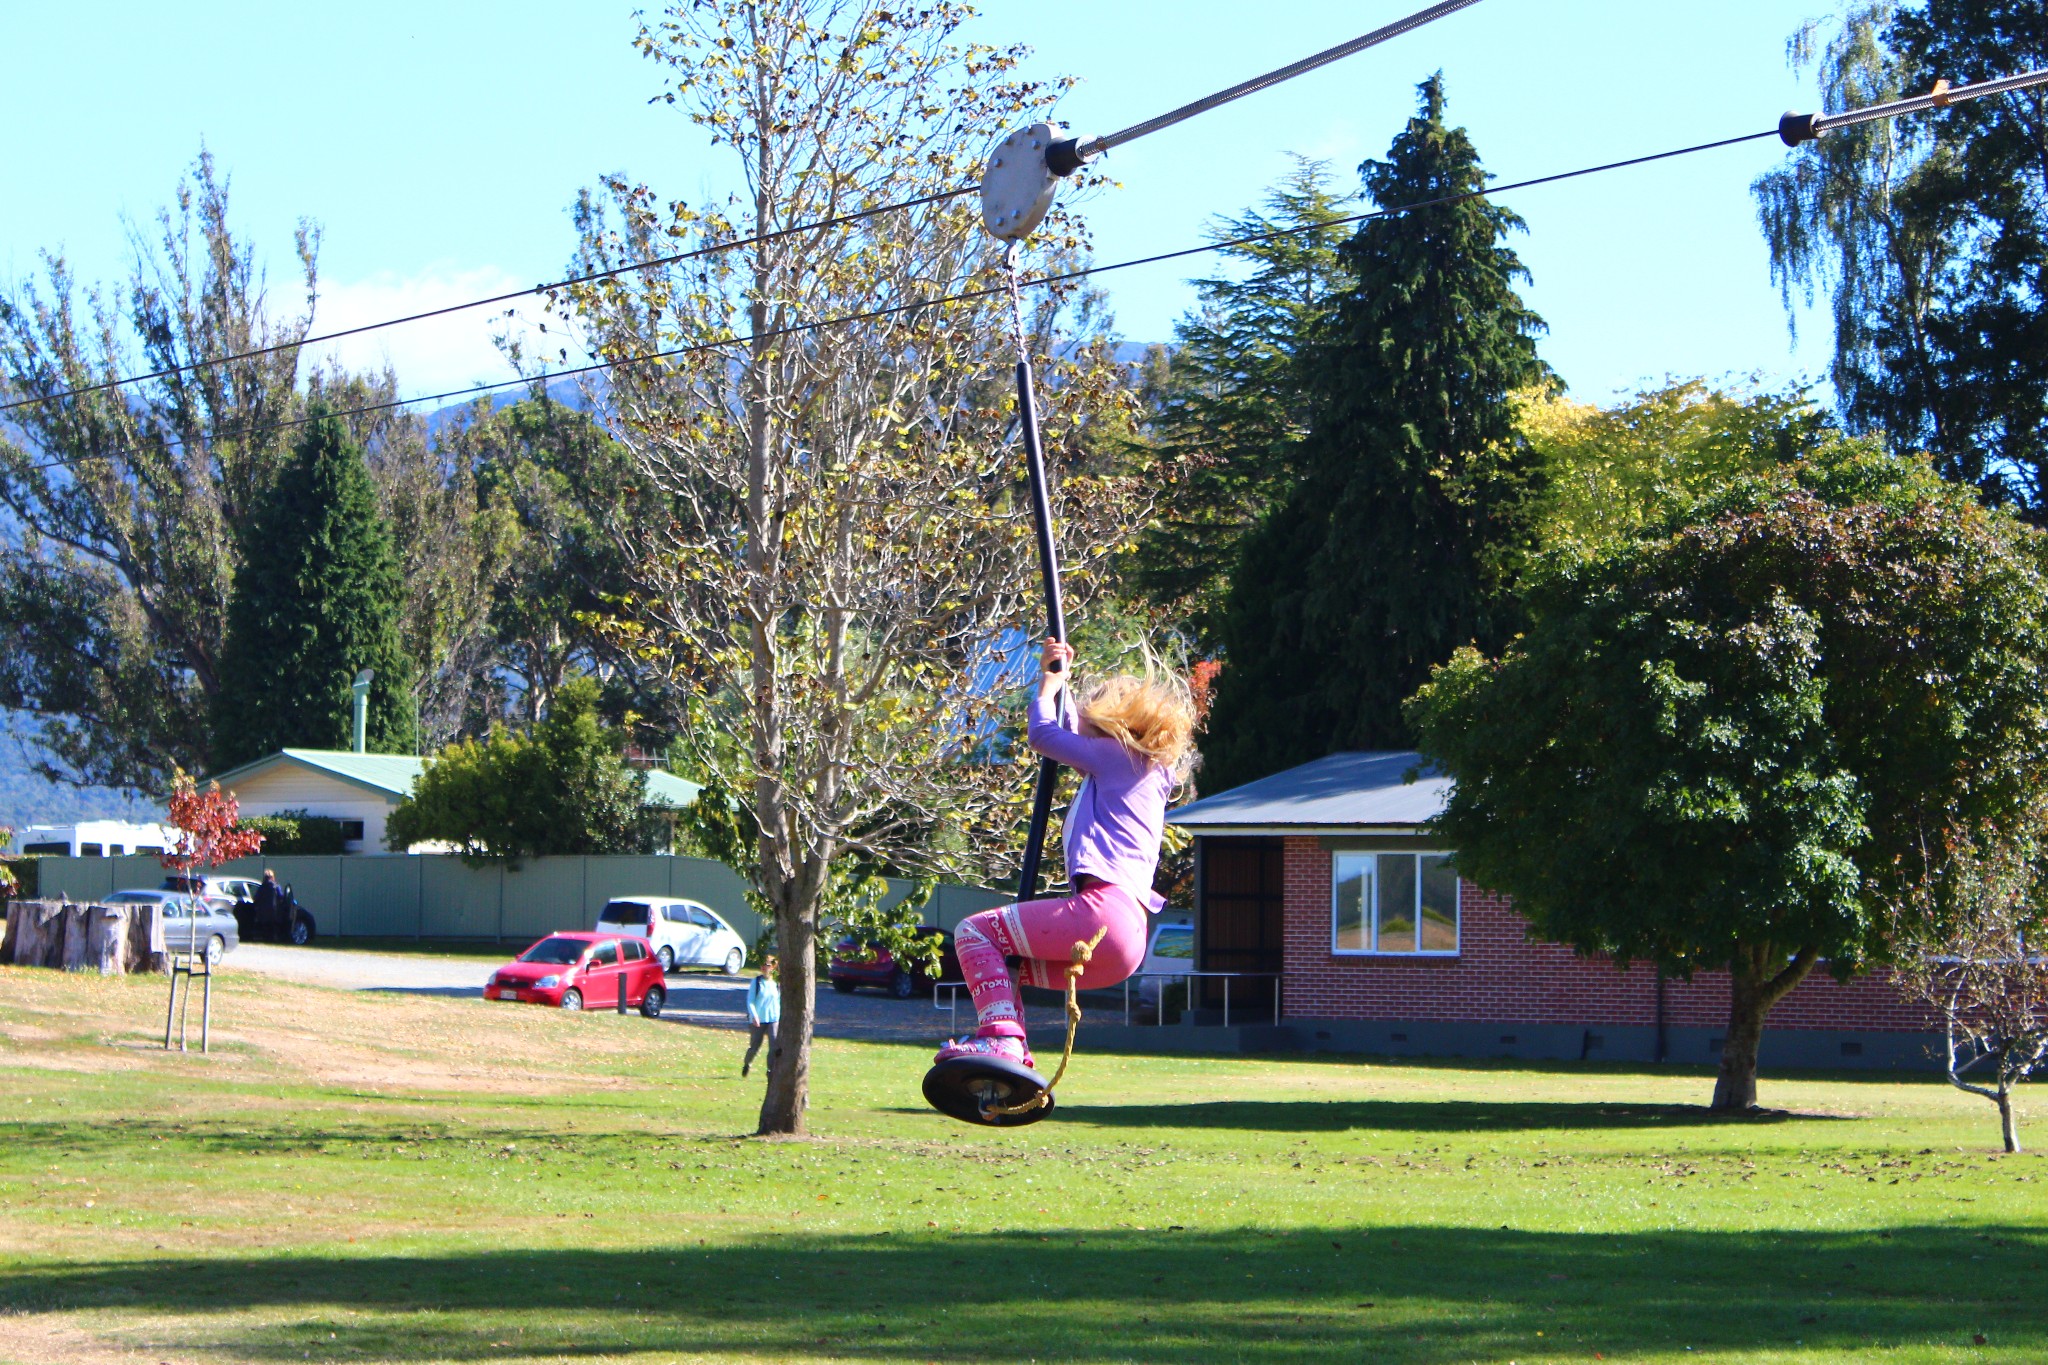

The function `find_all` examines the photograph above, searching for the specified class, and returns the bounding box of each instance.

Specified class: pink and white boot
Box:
[934,1032,1037,1072]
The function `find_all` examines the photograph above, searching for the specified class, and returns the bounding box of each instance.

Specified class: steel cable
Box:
[5,124,1793,474]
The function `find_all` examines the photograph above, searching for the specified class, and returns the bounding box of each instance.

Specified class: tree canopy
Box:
[1131,157,1356,646]
[1755,0,2048,516]
[1409,445,2048,1110]
[211,403,415,768]
[384,678,651,862]
[1204,76,1548,790]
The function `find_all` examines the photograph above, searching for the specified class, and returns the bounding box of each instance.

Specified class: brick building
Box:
[1166,752,1940,1071]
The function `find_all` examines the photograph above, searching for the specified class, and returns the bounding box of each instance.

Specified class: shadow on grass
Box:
[4,1224,2040,1362]
[1048,1098,1843,1132]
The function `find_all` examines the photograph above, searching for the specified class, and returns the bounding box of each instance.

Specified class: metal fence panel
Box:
[420,857,503,938]
[502,859,586,942]
[17,853,1000,943]
[334,857,422,937]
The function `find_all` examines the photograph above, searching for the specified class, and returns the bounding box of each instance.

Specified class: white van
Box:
[594,897,747,975]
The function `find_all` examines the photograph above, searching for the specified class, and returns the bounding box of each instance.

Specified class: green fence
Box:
[26,853,1009,946]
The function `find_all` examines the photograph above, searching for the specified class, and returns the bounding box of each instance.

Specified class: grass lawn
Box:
[0,965,2042,1364]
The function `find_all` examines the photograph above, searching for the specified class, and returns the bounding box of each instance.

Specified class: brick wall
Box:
[1279,836,1934,1034]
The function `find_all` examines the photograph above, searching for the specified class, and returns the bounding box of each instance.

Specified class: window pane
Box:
[1375,855,1418,953]
[1420,855,1459,952]
[1332,854,1372,952]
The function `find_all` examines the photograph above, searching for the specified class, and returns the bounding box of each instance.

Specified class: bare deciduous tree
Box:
[560,0,1146,1136]
[1896,832,2048,1153]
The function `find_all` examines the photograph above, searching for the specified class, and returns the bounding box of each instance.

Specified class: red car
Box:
[486,932,667,1015]
[829,926,959,998]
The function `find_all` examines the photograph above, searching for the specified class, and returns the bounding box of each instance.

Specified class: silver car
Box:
[105,889,240,966]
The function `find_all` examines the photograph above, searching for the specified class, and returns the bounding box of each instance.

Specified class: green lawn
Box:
[0,965,2042,1364]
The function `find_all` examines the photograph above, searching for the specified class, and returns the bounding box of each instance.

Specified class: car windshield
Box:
[519,937,589,965]
[598,901,649,924]
[105,891,164,904]
[1151,928,1195,961]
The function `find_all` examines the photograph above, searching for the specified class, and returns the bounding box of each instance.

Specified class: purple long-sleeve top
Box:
[1028,690,1171,912]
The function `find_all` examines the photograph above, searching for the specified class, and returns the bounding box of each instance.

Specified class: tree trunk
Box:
[757,901,815,1136]
[1998,1090,2021,1154]
[1710,942,1820,1112]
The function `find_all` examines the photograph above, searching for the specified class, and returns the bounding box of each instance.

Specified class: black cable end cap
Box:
[1780,111,1823,147]
[1045,137,1090,177]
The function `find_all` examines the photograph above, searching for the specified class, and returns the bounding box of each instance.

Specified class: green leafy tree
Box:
[1132,158,1356,644]
[385,678,649,862]
[564,0,1144,1136]
[211,404,415,767]
[1755,1,2048,515]
[425,396,643,727]
[1204,76,1548,790]
[1409,447,2048,1112]
[243,810,350,856]
[0,153,314,790]
[1518,380,1834,563]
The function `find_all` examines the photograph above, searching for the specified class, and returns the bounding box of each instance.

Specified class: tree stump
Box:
[58,906,93,972]
[1,900,164,973]
[86,904,131,975]
[4,900,67,967]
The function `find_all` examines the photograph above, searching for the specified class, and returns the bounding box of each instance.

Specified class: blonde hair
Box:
[1079,668,1200,784]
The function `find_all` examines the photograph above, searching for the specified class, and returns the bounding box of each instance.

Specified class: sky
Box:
[1,0,1846,409]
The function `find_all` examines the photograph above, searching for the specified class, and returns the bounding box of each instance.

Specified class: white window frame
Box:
[1330,850,1461,957]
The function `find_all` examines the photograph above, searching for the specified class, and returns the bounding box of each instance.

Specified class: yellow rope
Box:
[986,925,1107,1118]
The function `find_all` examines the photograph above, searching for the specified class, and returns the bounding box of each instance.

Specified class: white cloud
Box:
[306,264,564,401]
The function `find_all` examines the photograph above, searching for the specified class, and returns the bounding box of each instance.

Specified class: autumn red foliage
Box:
[1189,659,1222,725]
[162,771,265,876]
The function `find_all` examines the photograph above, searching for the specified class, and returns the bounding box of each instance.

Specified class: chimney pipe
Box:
[351,669,374,754]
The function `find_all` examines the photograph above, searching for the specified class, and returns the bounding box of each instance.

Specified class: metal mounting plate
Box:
[980,122,1063,243]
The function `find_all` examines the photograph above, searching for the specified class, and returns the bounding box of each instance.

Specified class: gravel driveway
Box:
[227,942,1067,1043]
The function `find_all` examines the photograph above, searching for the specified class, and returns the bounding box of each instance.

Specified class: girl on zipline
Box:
[935,637,1198,1072]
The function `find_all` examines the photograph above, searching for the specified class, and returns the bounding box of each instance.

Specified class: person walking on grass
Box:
[743,955,781,1078]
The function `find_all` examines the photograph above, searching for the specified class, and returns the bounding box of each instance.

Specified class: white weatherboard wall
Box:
[27,854,1011,946]
[223,766,398,853]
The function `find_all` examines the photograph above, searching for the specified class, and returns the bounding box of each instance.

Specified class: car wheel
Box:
[832,979,859,994]
[560,989,584,1012]
[722,948,744,976]
[288,916,313,946]
[206,935,226,968]
[640,984,666,1019]
[657,946,675,973]
[888,968,916,1000]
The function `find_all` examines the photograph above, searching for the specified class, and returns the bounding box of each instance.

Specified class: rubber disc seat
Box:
[923,1055,1055,1127]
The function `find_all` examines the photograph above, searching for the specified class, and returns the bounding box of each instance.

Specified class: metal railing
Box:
[934,971,1281,1034]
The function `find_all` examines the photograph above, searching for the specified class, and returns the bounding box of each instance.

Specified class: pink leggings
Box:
[955,883,1148,1040]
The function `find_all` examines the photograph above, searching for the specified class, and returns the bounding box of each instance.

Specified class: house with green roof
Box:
[210,749,702,855]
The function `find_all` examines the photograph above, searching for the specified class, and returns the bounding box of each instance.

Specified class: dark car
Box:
[163,874,317,945]
[829,926,958,999]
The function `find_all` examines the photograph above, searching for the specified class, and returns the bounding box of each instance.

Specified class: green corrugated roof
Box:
[212,748,700,809]
[207,749,428,800]
[642,770,703,808]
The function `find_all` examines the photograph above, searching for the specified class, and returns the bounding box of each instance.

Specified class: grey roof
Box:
[1167,751,1450,832]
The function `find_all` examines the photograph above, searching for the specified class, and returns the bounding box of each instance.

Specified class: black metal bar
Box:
[1014,357,1068,902]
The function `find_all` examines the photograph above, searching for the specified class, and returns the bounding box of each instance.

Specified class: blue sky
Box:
[3,0,1843,407]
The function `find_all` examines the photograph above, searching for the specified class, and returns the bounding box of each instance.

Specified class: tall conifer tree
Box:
[212,404,415,767]
[1133,158,1356,645]
[1204,76,1548,791]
